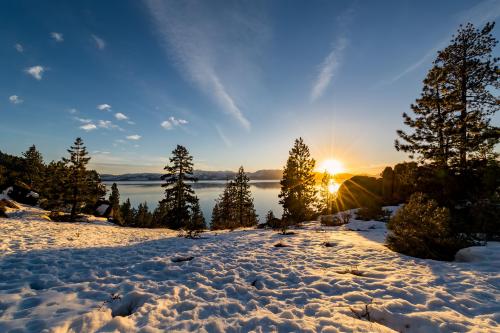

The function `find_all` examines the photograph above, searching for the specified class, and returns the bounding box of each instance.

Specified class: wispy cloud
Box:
[126,134,141,140]
[380,0,500,86]
[14,43,23,53]
[25,66,46,80]
[97,120,123,131]
[50,32,64,42]
[91,34,106,50]
[97,103,112,111]
[144,0,267,131]
[9,95,23,104]
[68,108,78,114]
[74,117,92,123]
[80,123,97,131]
[161,116,188,130]
[310,37,348,102]
[215,124,232,147]
[114,112,128,121]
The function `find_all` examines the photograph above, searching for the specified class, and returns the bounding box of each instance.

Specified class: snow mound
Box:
[455,242,500,264]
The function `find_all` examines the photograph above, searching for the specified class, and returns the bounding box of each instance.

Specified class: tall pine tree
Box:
[22,145,45,190]
[160,145,203,229]
[63,137,91,220]
[279,137,316,224]
[108,183,122,224]
[397,22,499,172]
[233,166,258,227]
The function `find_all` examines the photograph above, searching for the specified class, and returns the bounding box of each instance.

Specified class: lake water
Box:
[105,181,282,223]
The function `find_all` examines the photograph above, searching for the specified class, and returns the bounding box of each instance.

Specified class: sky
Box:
[1,0,499,175]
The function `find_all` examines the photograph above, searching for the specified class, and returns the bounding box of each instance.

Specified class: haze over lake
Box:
[105,181,282,224]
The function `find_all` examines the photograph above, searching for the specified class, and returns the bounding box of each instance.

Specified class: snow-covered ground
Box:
[0,203,499,332]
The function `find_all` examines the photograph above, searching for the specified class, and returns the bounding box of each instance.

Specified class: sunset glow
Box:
[317,159,345,175]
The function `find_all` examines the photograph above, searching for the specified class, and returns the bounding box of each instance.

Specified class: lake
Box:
[105,181,282,224]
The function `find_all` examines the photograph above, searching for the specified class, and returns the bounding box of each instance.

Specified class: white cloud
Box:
[25,66,46,80]
[75,117,92,123]
[9,95,23,104]
[114,112,128,120]
[144,0,260,130]
[97,104,112,111]
[80,123,97,131]
[50,32,64,42]
[161,116,188,130]
[310,37,348,102]
[14,43,23,53]
[126,134,141,140]
[91,34,106,50]
[161,120,173,130]
[97,120,122,131]
[68,108,78,114]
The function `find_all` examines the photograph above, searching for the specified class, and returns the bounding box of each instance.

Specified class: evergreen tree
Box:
[136,202,153,227]
[318,171,334,214]
[152,201,170,227]
[108,183,122,224]
[211,180,237,230]
[381,166,396,205]
[436,22,499,170]
[120,198,135,226]
[42,161,69,210]
[22,145,45,190]
[396,66,454,167]
[396,22,499,172]
[186,201,205,237]
[233,166,258,227]
[160,145,201,229]
[279,137,316,224]
[63,138,92,220]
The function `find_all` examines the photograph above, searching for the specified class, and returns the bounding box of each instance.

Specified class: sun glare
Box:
[318,159,345,175]
[327,180,340,194]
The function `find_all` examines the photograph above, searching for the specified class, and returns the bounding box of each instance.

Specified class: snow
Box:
[0,203,499,332]
[96,204,109,216]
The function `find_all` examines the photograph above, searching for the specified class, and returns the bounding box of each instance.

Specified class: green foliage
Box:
[396,22,499,172]
[161,145,204,230]
[355,205,386,221]
[62,137,93,220]
[336,175,382,211]
[387,193,464,260]
[108,183,122,225]
[22,145,45,191]
[279,137,316,225]
[211,166,258,230]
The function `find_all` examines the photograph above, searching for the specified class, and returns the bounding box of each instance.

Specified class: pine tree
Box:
[152,201,170,227]
[212,180,237,230]
[396,66,454,167]
[22,145,45,190]
[120,198,135,226]
[318,171,333,214]
[136,202,153,227]
[160,145,201,229]
[42,161,69,210]
[279,137,317,225]
[396,22,499,172]
[63,138,92,220]
[186,201,205,237]
[233,166,258,227]
[436,22,499,171]
[108,183,122,224]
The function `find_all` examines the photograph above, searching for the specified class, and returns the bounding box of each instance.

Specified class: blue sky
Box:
[1,0,499,174]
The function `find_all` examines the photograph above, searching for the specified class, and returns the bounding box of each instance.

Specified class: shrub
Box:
[356,205,385,221]
[320,215,342,226]
[387,192,465,260]
[339,211,352,224]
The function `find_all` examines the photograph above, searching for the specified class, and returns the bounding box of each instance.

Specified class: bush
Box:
[356,205,385,221]
[387,192,465,260]
[320,215,342,226]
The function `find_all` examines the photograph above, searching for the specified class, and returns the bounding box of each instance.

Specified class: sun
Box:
[317,159,345,175]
